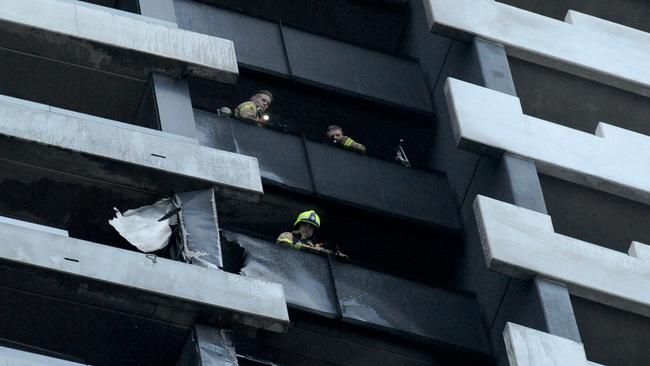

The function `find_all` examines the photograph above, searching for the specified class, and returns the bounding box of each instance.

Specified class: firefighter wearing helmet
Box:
[276,210,324,250]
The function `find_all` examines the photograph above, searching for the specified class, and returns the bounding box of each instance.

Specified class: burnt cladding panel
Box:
[174,0,289,75]
[223,231,339,318]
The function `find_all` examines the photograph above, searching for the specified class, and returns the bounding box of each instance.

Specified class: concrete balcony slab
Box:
[424,0,650,98]
[474,194,650,319]
[0,221,289,333]
[0,346,87,366]
[445,77,650,206]
[0,0,238,82]
[504,323,597,366]
[0,94,263,198]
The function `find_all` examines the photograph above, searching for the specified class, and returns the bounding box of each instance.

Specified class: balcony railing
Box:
[222,230,489,355]
[197,111,461,230]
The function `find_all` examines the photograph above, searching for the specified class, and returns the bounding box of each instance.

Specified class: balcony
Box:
[474,194,650,366]
[222,231,490,359]
[0,219,288,366]
[175,0,430,114]
[196,112,460,231]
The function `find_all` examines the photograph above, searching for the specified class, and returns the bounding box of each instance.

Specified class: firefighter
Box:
[326,125,367,154]
[234,90,273,125]
[276,210,326,251]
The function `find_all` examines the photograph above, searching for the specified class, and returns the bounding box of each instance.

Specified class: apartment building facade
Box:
[0,0,647,365]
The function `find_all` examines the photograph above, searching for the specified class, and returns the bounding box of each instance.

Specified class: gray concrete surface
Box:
[474,195,650,319]
[0,0,237,82]
[0,220,289,332]
[445,77,650,206]
[424,0,650,98]
[0,93,263,196]
[504,323,594,366]
[0,346,87,366]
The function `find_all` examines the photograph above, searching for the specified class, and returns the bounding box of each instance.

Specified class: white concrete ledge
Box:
[474,195,650,318]
[0,94,263,196]
[424,0,650,98]
[445,77,650,205]
[0,221,289,332]
[0,0,238,82]
[0,346,86,365]
[504,323,595,366]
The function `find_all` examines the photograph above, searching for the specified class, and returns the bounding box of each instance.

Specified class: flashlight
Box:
[262,114,270,122]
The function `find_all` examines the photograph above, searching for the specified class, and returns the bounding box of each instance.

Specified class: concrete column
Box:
[137,0,199,140]
[534,277,581,342]
[138,0,176,23]
[468,38,581,364]
[177,325,239,366]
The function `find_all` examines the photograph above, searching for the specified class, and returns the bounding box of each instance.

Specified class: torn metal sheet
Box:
[222,231,339,318]
[175,189,223,269]
[109,198,178,253]
[178,325,238,366]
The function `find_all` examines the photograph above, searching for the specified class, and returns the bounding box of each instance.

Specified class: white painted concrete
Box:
[0,0,238,82]
[474,194,650,318]
[0,93,263,195]
[0,345,86,365]
[0,221,289,332]
[423,0,650,98]
[504,323,592,366]
[445,78,650,206]
[628,242,650,261]
[0,216,68,237]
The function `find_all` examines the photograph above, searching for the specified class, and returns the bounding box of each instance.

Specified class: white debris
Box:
[109,198,177,253]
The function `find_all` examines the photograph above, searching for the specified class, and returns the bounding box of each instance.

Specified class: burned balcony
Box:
[222,231,490,364]
[195,111,459,231]
[0,92,261,258]
[0,217,288,366]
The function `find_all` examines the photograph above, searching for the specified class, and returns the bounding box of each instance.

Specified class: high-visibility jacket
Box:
[340,136,367,154]
[276,230,316,250]
[234,101,259,120]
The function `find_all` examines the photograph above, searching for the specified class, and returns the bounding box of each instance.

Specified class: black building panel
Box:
[175,0,431,113]
[196,112,460,230]
[178,0,408,53]
[331,260,490,354]
[174,0,290,75]
[305,140,384,209]
[225,231,340,318]
[283,27,432,113]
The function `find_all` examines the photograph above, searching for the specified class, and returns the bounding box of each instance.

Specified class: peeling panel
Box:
[175,189,223,269]
[223,231,339,318]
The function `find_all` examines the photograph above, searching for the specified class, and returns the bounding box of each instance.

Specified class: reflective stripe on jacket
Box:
[276,230,314,250]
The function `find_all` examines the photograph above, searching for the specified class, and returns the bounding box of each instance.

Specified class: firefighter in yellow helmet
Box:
[276,210,325,251]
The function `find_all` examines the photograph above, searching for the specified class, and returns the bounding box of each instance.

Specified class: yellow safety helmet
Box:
[293,210,321,229]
